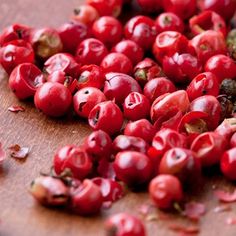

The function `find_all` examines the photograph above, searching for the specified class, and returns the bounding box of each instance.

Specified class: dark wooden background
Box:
[0,1,236,235]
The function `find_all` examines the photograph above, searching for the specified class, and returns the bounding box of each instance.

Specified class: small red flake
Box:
[0,143,6,163]
[214,189,236,203]
[8,105,25,112]
[169,223,200,234]
[8,144,29,159]
[138,203,153,216]
[183,202,206,221]
[213,205,232,213]
[226,217,236,225]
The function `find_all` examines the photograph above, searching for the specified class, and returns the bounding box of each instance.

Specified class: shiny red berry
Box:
[159,147,201,184]
[221,147,236,180]
[204,54,236,83]
[143,77,176,103]
[92,16,123,48]
[153,31,189,63]
[103,72,141,106]
[189,30,227,64]
[149,174,183,210]
[73,87,106,118]
[9,63,44,100]
[0,23,31,46]
[70,179,103,215]
[88,101,123,136]
[190,95,221,130]
[76,38,108,65]
[124,15,157,51]
[113,151,152,186]
[58,21,88,54]
[77,64,105,89]
[186,72,220,101]
[230,133,236,148]
[101,52,133,75]
[123,92,150,121]
[155,12,184,33]
[84,130,113,162]
[124,119,156,143]
[191,131,227,167]
[34,82,72,117]
[0,39,34,74]
[44,53,80,78]
[54,145,92,180]
[112,40,144,66]
[113,135,149,154]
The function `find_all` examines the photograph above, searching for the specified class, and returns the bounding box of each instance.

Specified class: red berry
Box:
[189,30,227,64]
[186,72,220,101]
[0,39,34,74]
[84,130,113,162]
[124,15,157,51]
[103,72,142,106]
[58,21,88,54]
[30,27,63,60]
[92,177,124,202]
[191,131,227,167]
[149,174,183,209]
[124,119,156,143]
[153,31,189,63]
[88,101,123,136]
[123,92,150,121]
[204,54,236,83]
[113,135,149,154]
[92,16,123,48]
[77,64,105,89]
[87,0,123,17]
[189,10,227,37]
[72,5,99,26]
[112,40,144,66]
[190,95,221,130]
[73,87,106,118]
[152,128,187,155]
[162,53,202,84]
[105,213,146,236]
[134,58,163,86]
[0,23,31,46]
[221,147,236,180]
[113,151,152,186]
[76,38,108,65]
[155,12,184,33]
[54,145,92,180]
[70,179,103,215]
[101,52,133,75]
[150,90,190,124]
[159,147,201,184]
[198,0,236,21]
[44,53,80,78]
[9,63,44,100]
[143,77,176,103]
[34,82,72,117]
[163,0,197,20]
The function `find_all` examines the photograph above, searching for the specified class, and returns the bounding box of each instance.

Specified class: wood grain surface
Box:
[0,1,236,236]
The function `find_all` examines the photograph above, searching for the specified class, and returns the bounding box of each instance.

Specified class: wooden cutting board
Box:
[0,1,235,235]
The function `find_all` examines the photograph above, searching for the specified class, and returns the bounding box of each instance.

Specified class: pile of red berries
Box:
[1,0,236,235]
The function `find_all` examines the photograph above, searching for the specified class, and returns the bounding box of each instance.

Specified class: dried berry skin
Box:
[29,176,69,206]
